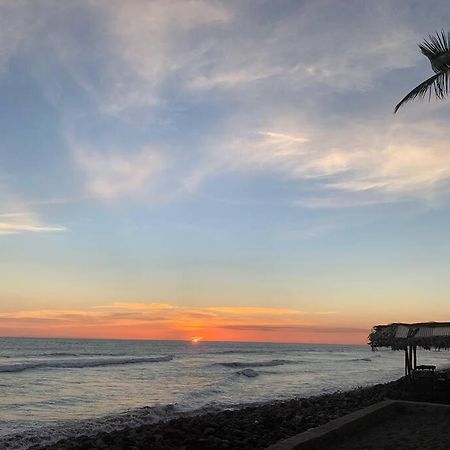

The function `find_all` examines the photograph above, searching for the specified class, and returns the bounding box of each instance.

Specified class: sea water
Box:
[1,337,449,449]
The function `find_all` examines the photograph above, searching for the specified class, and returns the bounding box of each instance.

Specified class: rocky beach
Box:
[34,373,450,450]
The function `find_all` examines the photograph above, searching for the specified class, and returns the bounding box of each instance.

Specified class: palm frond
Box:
[394,71,450,113]
[419,30,450,65]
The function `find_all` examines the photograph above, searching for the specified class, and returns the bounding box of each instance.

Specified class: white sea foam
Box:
[0,402,236,450]
[0,403,182,450]
[0,355,173,373]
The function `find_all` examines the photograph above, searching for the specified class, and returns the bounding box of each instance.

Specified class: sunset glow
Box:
[1,1,450,345]
[0,302,442,344]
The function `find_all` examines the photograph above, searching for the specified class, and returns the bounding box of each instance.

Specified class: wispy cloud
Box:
[0,1,420,111]
[208,117,450,207]
[0,190,66,236]
[73,145,165,200]
[0,1,446,208]
[0,2,449,210]
[207,306,305,316]
[221,324,367,334]
[0,223,65,235]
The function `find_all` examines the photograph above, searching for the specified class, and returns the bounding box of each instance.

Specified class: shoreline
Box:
[9,370,446,450]
[35,377,409,450]
[0,377,400,450]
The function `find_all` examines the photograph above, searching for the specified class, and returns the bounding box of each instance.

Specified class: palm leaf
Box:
[419,30,450,63]
[394,72,449,113]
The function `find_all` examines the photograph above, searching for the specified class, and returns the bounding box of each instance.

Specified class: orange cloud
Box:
[0,303,367,344]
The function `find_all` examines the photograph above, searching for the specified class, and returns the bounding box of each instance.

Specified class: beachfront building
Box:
[368,322,450,377]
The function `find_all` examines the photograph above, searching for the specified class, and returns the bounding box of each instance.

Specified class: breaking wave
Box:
[19,352,127,358]
[0,355,174,373]
[0,403,182,450]
[216,359,293,368]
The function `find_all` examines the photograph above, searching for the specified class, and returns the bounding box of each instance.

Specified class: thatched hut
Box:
[368,322,450,376]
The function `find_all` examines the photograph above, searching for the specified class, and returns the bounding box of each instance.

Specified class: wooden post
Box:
[413,345,417,370]
[409,345,413,374]
[405,348,408,376]
[405,345,414,377]
[407,346,411,376]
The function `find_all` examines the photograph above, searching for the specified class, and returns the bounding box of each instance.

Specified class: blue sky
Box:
[1,0,450,342]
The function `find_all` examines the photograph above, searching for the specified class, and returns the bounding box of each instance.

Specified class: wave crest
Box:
[217,359,292,368]
[0,355,174,373]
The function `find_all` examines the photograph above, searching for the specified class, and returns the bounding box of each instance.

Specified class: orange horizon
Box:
[0,333,369,346]
[0,302,373,345]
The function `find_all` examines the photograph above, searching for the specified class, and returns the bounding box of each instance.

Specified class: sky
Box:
[1,0,450,344]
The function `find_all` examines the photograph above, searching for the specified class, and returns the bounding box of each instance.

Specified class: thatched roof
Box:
[368,322,450,350]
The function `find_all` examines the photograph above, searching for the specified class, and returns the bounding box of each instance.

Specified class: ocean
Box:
[1,337,449,449]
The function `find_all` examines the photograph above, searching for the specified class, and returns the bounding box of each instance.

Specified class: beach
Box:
[39,382,390,449]
[38,374,450,450]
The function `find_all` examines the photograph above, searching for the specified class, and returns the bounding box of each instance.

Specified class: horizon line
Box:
[0,335,368,346]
